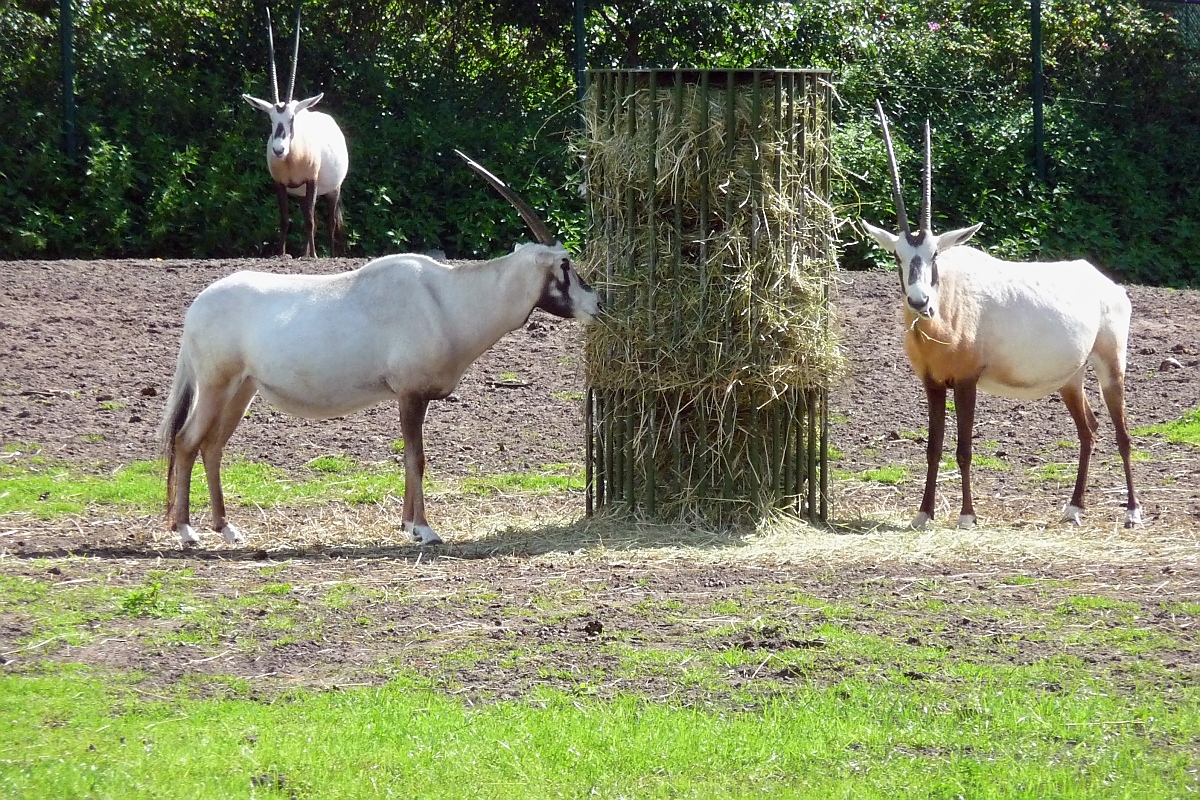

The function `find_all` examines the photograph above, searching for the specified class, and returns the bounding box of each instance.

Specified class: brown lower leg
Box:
[920,379,947,519]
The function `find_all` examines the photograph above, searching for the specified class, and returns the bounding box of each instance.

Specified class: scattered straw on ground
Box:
[4,486,1196,570]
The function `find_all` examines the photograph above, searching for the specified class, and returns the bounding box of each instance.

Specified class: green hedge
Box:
[2,1,1197,284]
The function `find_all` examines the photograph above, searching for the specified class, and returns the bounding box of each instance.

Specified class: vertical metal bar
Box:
[612,389,624,503]
[695,71,711,504]
[585,388,594,515]
[59,0,77,161]
[806,388,818,522]
[645,71,659,515]
[670,72,685,500]
[574,0,587,111]
[1032,0,1046,183]
[623,75,638,509]
[819,76,833,522]
[747,72,764,508]
[596,392,608,507]
[795,391,807,514]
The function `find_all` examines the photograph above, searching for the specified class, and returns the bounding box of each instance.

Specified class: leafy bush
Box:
[1,1,1197,284]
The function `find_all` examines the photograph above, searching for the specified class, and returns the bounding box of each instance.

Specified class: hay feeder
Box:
[581,68,840,525]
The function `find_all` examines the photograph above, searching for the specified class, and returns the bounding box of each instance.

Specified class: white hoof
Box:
[1061,504,1084,526]
[177,524,201,546]
[219,523,245,545]
[1125,507,1142,528]
[910,512,931,530]
[956,514,976,529]
[404,521,443,545]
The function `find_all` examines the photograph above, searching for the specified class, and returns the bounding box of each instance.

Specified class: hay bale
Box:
[581,69,841,525]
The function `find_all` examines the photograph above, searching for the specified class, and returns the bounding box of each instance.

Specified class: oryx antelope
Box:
[242,5,348,258]
[160,152,600,547]
[861,101,1141,530]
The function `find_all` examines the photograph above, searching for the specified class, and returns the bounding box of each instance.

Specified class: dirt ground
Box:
[1,257,1198,693]
[2,257,1197,531]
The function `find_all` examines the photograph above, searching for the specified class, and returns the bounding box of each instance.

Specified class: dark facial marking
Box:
[274,122,286,140]
[908,254,924,286]
[537,259,576,319]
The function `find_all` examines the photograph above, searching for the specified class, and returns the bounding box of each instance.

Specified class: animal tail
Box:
[158,346,195,521]
[333,191,345,241]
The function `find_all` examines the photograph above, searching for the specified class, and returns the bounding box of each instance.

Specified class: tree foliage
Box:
[1,1,1197,284]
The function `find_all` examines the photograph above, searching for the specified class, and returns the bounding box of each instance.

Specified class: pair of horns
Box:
[875,100,931,235]
[265,5,303,105]
[454,150,555,245]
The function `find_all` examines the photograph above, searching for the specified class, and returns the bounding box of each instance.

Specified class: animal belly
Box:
[253,375,392,420]
[978,356,1084,400]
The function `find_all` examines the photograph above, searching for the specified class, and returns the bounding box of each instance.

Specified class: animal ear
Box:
[242,94,273,113]
[532,248,559,269]
[861,221,900,253]
[296,93,324,111]
[937,223,982,251]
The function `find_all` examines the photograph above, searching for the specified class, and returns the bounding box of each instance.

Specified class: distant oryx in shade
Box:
[861,101,1140,530]
[242,4,348,258]
[160,153,600,547]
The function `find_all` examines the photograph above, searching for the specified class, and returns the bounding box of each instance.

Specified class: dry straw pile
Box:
[580,69,842,524]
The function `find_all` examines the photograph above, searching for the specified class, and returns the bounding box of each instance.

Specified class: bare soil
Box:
[1,257,1198,695]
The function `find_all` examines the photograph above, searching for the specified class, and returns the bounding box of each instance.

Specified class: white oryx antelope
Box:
[861,101,1141,530]
[242,5,348,258]
[159,152,600,547]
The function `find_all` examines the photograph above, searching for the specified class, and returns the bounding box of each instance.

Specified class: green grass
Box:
[460,464,584,496]
[0,457,405,518]
[0,457,594,518]
[1135,406,1200,446]
[846,465,908,484]
[0,667,1195,799]
[1029,462,1076,484]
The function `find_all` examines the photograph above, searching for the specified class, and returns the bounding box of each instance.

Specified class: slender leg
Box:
[274,183,290,257]
[301,180,318,258]
[953,379,979,528]
[326,187,342,257]
[915,377,947,529]
[1059,371,1098,525]
[169,387,227,545]
[398,395,441,544]
[200,381,257,544]
[1099,375,1141,527]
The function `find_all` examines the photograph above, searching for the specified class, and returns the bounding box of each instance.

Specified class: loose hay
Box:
[580,70,841,524]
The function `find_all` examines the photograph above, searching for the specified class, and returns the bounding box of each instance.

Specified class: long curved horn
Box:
[921,119,932,232]
[265,8,279,104]
[286,2,302,103]
[455,150,555,245]
[874,100,909,236]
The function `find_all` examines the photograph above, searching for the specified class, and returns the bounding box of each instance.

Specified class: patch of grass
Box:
[97,400,124,411]
[1029,462,1076,484]
[850,465,909,484]
[390,439,405,454]
[551,391,584,402]
[460,465,584,496]
[80,433,105,443]
[306,455,356,474]
[1135,406,1200,446]
[0,457,405,518]
[972,454,1009,471]
[1163,601,1200,616]
[1056,595,1141,620]
[3,668,1196,799]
